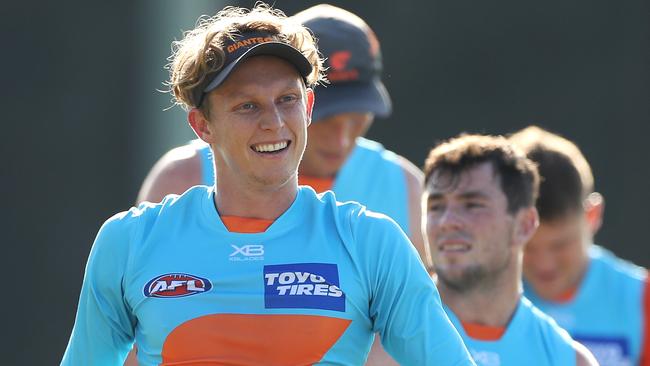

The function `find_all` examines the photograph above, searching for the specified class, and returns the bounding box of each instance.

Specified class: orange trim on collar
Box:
[552,286,578,303]
[221,216,273,233]
[461,321,506,341]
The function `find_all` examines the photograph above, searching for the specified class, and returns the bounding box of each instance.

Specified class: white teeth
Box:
[440,243,470,252]
[254,141,288,153]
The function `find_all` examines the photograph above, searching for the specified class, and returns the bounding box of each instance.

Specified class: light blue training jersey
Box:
[445,297,576,366]
[524,245,648,366]
[194,137,410,234]
[62,186,474,366]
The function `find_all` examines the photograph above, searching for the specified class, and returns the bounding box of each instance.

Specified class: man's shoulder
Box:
[116,186,209,231]
[137,142,205,203]
[354,138,423,182]
[158,141,205,173]
[520,297,575,344]
[306,187,406,236]
[355,137,399,165]
[304,187,367,220]
[521,298,569,334]
[523,297,598,366]
[590,245,647,283]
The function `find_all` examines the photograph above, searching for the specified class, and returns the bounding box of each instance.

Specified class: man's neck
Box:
[214,175,299,220]
[541,256,590,302]
[439,268,522,328]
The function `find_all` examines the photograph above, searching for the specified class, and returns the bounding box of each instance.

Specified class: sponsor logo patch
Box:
[573,336,630,366]
[264,263,345,312]
[230,244,264,262]
[143,273,212,298]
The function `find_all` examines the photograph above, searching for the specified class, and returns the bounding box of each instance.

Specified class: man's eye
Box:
[279,94,298,103]
[239,103,256,110]
[428,202,444,212]
[466,202,484,209]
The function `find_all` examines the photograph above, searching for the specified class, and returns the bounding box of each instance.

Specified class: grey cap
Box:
[293,5,392,121]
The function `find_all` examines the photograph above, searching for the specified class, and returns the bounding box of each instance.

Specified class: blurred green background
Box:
[3,0,648,364]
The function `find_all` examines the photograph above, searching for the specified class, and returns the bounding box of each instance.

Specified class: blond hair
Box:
[167,3,324,111]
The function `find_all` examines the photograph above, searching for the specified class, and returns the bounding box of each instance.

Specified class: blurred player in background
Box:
[137,4,431,270]
[419,134,598,365]
[63,3,474,365]
[510,126,649,366]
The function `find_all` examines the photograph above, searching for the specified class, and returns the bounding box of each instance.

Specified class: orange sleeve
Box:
[641,274,650,366]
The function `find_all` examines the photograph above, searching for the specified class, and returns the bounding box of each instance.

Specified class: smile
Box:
[438,241,471,253]
[251,141,290,153]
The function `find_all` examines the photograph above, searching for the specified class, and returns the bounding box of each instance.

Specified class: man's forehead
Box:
[539,213,585,232]
[529,220,583,249]
[426,163,499,195]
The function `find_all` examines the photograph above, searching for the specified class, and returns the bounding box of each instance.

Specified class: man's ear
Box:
[188,108,215,144]
[514,206,540,247]
[584,192,604,236]
[305,88,315,127]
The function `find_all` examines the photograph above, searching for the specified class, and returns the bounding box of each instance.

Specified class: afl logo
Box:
[143,273,212,298]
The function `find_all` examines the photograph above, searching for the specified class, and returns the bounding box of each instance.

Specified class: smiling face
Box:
[299,112,373,177]
[425,162,521,292]
[192,56,312,191]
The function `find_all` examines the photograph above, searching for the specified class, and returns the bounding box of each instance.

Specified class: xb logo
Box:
[230,245,265,261]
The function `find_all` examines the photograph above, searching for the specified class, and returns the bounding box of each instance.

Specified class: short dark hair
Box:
[509,126,593,221]
[424,134,539,214]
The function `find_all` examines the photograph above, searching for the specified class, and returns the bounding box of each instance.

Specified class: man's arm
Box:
[61,212,137,366]
[364,157,437,366]
[574,341,600,366]
[397,155,433,270]
[357,211,474,365]
[137,145,204,204]
[123,346,138,366]
[365,337,399,366]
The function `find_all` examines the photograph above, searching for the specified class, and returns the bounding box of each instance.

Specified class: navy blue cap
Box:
[293,5,392,122]
[196,31,312,106]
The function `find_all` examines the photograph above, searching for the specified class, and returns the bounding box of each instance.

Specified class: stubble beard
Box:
[437,248,513,294]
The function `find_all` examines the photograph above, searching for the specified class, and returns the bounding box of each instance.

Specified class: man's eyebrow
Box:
[427,192,445,201]
[427,190,489,201]
[456,191,490,200]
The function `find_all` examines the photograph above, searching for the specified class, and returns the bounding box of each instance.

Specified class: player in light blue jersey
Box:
[398,134,597,366]
[510,126,650,366]
[137,4,431,272]
[62,3,474,365]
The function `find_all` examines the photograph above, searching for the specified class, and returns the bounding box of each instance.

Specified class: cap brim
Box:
[204,42,312,93]
[312,79,392,122]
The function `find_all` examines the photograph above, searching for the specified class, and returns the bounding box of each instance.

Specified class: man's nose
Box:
[260,105,285,131]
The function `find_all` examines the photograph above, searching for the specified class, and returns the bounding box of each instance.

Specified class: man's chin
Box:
[531,283,564,300]
[437,267,487,293]
[252,171,296,188]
